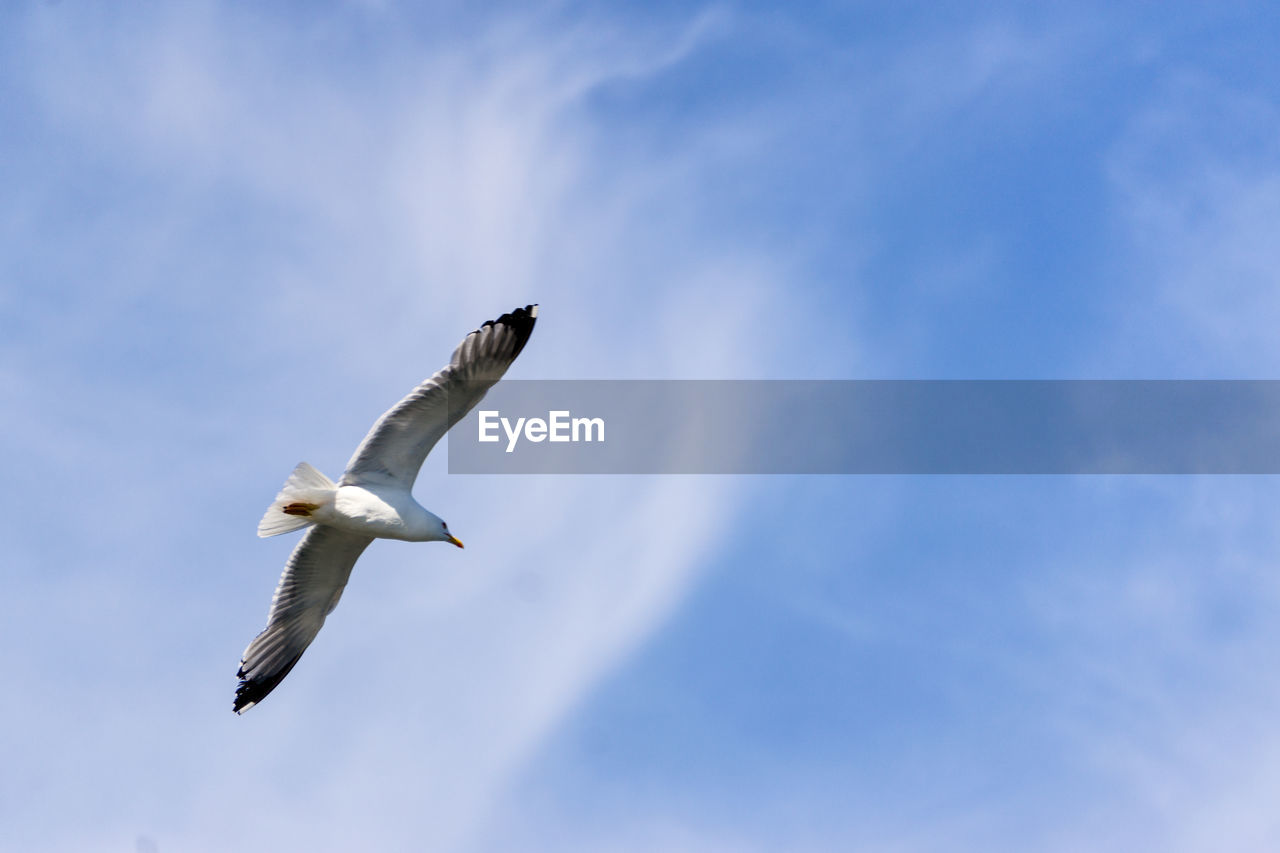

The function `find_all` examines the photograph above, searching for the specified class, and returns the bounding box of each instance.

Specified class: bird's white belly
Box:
[320,485,432,541]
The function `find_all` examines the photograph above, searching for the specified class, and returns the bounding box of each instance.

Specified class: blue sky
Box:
[4,2,1280,851]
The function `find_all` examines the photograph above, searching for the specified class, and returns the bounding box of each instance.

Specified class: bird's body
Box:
[280,477,446,542]
[325,484,443,542]
[234,304,538,713]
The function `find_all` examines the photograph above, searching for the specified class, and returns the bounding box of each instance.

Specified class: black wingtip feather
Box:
[481,303,538,360]
[233,652,304,714]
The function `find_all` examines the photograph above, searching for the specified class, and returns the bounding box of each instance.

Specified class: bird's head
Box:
[431,515,464,548]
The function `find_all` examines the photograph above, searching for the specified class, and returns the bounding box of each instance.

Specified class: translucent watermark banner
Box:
[446,380,1280,474]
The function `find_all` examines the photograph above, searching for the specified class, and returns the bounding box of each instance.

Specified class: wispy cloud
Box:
[2,4,794,851]
[1102,73,1280,376]
[1017,63,1280,851]
[9,4,1280,852]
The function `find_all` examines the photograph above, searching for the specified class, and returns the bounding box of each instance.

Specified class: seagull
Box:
[234,304,538,714]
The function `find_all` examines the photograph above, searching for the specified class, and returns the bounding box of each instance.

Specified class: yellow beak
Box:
[447,534,465,549]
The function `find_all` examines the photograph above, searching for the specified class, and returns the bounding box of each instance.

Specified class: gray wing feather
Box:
[339,304,538,488]
[234,525,374,713]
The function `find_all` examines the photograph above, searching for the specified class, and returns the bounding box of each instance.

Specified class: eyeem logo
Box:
[477,410,605,453]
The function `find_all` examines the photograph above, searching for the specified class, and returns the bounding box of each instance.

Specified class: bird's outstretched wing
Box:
[234,525,374,714]
[340,304,538,489]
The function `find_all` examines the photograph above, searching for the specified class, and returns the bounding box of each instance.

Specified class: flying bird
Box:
[234,304,538,713]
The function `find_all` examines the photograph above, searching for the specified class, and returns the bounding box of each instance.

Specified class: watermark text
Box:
[478,410,605,453]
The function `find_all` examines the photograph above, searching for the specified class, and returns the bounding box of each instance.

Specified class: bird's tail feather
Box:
[257,462,336,537]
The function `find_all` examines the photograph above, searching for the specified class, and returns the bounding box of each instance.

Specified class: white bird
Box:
[234,304,538,713]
